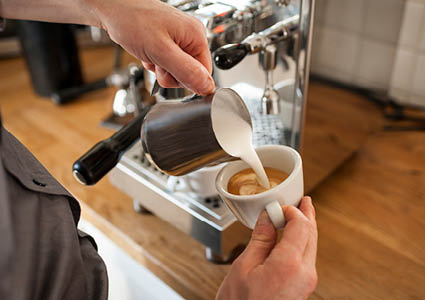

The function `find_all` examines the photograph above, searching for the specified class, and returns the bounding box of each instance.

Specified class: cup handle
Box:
[265,201,285,228]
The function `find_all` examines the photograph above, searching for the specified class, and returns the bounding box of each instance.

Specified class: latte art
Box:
[227,167,289,196]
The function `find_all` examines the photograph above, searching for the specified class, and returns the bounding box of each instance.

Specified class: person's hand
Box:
[216,196,318,300]
[92,0,215,95]
[1,0,214,94]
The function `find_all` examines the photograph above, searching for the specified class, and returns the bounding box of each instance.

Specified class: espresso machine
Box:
[74,0,315,263]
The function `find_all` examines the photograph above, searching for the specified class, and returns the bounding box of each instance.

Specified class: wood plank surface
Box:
[1,46,425,299]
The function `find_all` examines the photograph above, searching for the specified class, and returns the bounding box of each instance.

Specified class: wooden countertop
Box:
[1,46,425,300]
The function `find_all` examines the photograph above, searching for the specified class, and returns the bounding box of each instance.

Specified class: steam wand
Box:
[213,15,299,115]
[213,15,299,70]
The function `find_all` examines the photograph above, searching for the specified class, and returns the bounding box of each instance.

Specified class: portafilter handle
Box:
[72,105,151,185]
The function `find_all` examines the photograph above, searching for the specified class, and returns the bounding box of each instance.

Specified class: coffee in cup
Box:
[216,145,304,229]
[227,167,289,196]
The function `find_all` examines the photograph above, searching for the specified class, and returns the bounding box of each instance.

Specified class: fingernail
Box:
[199,71,214,94]
[256,211,272,226]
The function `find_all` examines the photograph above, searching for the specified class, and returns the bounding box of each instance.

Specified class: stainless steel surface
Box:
[292,0,315,150]
[260,44,278,70]
[242,14,300,55]
[260,44,280,115]
[210,0,314,150]
[261,85,280,114]
[109,0,315,262]
[112,89,135,117]
[150,80,160,96]
[149,78,192,100]
[109,64,145,117]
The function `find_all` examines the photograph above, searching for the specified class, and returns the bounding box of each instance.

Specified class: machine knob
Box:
[213,44,250,70]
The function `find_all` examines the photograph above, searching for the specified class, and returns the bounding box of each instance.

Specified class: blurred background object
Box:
[0,20,113,103]
[16,21,83,97]
[0,20,112,58]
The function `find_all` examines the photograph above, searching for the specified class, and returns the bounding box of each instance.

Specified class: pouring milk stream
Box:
[211,102,270,189]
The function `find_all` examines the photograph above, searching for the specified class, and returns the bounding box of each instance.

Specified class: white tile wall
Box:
[310,0,425,107]
[314,0,327,24]
[311,0,405,90]
[388,0,425,107]
[390,48,417,90]
[409,94,425,107]
[322,0,366,33]
[389,87,411,101]
[364,0,405,44]
[421,27,425,51]
[412,55,425,96]
[311,25,323,66]
[316,27,361,75]
[357,39,396,88]
[398,0,425,49]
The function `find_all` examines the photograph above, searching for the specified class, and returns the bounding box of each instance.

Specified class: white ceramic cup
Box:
[215,145,304,229]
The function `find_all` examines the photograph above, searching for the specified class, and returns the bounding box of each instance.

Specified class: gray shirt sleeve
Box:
[0,125,108,300]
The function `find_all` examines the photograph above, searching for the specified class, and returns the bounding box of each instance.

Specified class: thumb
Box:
[238,211,277,271]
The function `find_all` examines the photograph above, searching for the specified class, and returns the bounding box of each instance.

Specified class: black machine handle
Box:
[72,106,151,185]
[51,78,108,104]
[213,43,250,70]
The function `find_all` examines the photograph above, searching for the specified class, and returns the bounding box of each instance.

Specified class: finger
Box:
[191,39,213,75]
[237,211,277,271]
[155,66,180,88]
[194,50,212,76]
[270,206,310,258]
[176,19,212,75]
[152,40,215,95]
[299,197,318,267]
[141,61,155,72]
[299,196,316,222]
[303,222,318,268]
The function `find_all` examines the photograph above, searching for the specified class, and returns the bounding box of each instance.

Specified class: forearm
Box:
[0,0,215,94]
[0,0,101,27]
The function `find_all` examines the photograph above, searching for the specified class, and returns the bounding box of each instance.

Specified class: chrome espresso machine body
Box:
[108,0,315,263]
